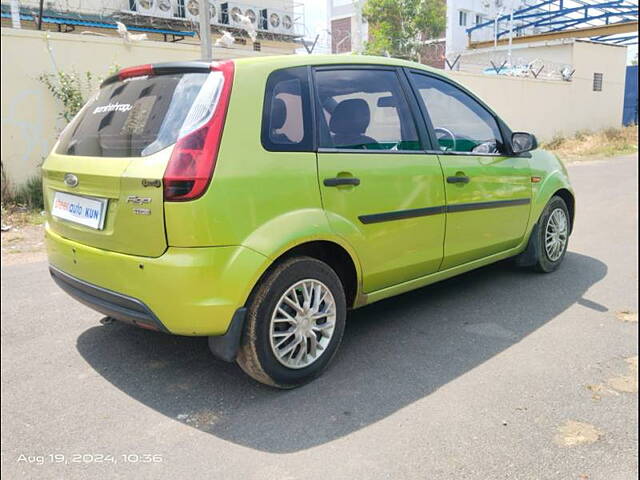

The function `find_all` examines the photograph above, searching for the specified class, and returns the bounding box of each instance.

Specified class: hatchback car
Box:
[43,55,574,388]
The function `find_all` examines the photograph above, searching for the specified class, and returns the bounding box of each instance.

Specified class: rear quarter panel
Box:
[163,61,342,258]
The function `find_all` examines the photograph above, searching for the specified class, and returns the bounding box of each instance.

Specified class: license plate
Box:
[52,191,108,230]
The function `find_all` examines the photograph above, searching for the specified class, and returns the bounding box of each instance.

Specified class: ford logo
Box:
[64,173,79,188]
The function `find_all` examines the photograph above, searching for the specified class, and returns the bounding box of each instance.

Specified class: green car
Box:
[43,55,574,388]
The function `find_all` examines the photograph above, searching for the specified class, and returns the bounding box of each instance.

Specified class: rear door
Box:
[408,71,531,270]
[314,66,446,293]
[43,67,216,257]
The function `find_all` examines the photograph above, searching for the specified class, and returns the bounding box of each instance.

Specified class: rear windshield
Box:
[56,73,210,157]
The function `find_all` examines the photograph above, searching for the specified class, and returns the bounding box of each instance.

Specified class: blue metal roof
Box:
[1,12,195,37]
[466,0,638,46]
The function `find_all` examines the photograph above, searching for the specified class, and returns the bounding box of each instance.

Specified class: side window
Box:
[411,73,504,154]
[314,69,421,151]
[262,67,313,152]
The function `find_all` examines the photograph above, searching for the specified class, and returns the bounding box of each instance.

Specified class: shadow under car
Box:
[76,251,607,453]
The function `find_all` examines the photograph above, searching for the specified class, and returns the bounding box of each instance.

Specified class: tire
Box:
[530,196,571,273]
[236,256,347,389]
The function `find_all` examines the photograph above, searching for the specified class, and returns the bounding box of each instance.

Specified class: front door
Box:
[408,72,531,270]
[314,67,446,293]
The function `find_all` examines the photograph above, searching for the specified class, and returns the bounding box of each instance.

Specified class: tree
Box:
[362,0,446,61]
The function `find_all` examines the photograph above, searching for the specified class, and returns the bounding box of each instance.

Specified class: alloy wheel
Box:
[269,279,337,369]
[545,207,568,261]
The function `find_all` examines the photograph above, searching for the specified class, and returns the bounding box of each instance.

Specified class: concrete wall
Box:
[447,71,573,138]
[0,28,629,189]
[455,41,575,76]
[446,40,627,141]
[0,27,294,189]
[448,67,625,141]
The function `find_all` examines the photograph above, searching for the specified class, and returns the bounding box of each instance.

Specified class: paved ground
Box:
[1,155,638,480]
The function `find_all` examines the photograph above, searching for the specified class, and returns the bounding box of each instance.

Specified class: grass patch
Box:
[1,174,45,228]
[544,126,638,161]
[1,205,45,227]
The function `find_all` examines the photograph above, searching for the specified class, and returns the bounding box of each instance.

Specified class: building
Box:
[446,0,555,57]
[1,0,304,55]
[328,0,367,53]
[446,0,638,60]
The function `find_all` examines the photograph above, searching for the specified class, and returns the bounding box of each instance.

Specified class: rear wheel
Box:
[236,256,346,388]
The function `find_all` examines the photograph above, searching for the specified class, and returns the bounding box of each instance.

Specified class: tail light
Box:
[163,61,234,201]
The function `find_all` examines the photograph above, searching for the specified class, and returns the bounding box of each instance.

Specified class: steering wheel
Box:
[434,127,457,152]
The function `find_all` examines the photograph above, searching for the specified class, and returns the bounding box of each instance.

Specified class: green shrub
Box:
[14,175,44,210]
[39,71,94,123]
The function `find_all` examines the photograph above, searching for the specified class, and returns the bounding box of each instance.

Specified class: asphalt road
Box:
[2,155,638,480]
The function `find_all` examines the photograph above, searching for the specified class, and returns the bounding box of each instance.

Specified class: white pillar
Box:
[199,0,212,61]
[11,0,21,29]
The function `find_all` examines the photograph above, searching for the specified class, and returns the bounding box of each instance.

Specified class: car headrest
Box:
[329,99,370,135]
[271,98,287,130]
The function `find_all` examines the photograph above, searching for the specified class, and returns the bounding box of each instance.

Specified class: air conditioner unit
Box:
[126,0,176,18]
[280,11,295,35]
[218,3,255,28]
[155,0,176,18]
[128,0,155,17]
[265,9,294,35]
[240,5,259,28]
[183,0,218,23]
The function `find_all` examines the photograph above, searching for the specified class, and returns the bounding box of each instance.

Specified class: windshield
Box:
[56,72,213,158]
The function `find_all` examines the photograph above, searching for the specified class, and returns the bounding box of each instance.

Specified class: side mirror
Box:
[511,132,538,154]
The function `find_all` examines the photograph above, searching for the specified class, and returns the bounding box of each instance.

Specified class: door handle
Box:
[324,177,361,187]
[447,175,470,184]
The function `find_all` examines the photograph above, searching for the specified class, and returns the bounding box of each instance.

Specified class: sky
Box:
[301,0,328,34]
[300,0,330,52]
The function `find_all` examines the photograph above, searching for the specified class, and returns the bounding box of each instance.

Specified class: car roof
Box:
[231,54,440,73]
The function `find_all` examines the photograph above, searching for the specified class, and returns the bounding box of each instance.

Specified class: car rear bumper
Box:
[49,266,169,332]
[45,226,268,336]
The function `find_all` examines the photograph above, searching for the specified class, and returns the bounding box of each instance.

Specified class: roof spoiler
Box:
[101,61,214,87]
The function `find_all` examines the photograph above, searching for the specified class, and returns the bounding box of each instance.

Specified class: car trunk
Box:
[43,149,170,257]
[42,64,223,258]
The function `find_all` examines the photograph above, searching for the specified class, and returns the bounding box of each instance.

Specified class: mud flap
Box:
[207,308,247,362]
[515,223,540,267]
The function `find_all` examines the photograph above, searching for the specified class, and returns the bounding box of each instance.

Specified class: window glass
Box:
[262,67,313,151]
[314,69,420,151]
[411,73,503,154]
[56,73,211,157]
[459,11,467,26]
[593,72,603,92]
[269,79,304,144]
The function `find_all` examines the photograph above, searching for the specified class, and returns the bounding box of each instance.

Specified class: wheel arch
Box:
[248,239,362,310]
[530,168,575,234]
[553,188,575,233]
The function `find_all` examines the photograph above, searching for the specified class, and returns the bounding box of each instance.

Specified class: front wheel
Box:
[530,196,571,272]
[236,256,346,389]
